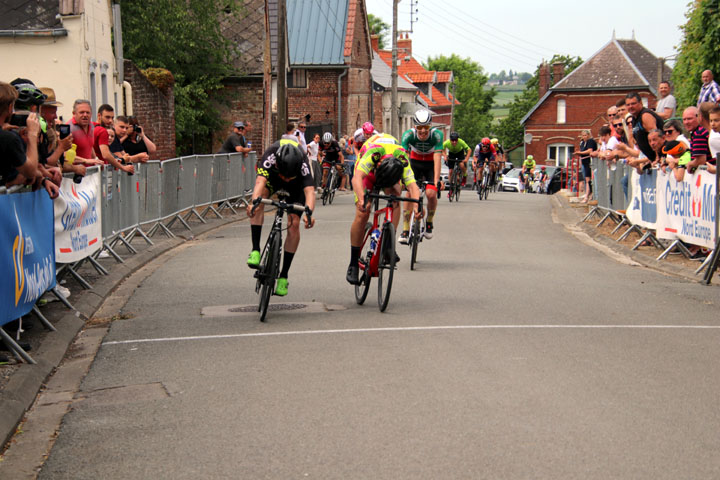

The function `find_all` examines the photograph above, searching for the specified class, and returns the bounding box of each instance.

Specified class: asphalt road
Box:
[37,190,720,479]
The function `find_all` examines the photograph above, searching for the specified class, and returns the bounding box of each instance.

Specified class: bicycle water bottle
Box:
[369,228,381,254]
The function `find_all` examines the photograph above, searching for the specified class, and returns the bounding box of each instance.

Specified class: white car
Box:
[500,168,521,192]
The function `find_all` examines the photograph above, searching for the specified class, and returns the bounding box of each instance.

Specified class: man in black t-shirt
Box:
[319,133,345,191]
[218,121,252,155]
[626,92,664,161]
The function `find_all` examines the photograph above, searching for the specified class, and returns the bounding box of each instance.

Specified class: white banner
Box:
[656,169,716,249]
[54,170,103,263]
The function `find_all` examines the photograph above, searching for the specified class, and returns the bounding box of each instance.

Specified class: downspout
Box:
[337,67,349,135]
[112,1,124,86]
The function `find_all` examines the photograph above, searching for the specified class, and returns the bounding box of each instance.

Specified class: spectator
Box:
[342,134,356,189]
[123,116,156,159]
[280,122,298,143]
[615,98,628,120]
[697,70,720,107]
[698,102,719,173]
[662,119,690,172]
[92,104,133,173]
[217,121,251,155]
[576,129,597,203]
[708,106,720,162]
[293,120,308,154]
[590,125,619,203]
[69,99,122,173]
[307,133,321,187]
[626,92,664,162]
[655,81,677,120]
[682,106,710,178]
[0,82,39,188]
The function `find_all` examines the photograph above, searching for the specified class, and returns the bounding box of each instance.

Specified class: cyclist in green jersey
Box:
[521,155,536,193]
[399,109,443,243]
[442,132,471,197]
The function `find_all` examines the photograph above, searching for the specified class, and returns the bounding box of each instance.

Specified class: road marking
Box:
[102,324,720,346]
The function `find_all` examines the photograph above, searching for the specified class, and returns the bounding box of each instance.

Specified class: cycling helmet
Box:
[374,154,405,188]
[662,140,687,157]
[413,109,432,126]
[449,132,459,141]
[322,132,333,144]
[362,121,375,136]
[275,143,304,178]
[541,166,546,171]
[481,137,491,146]
[14,83,47,106]
[526,155,534,161]
[491,138,499,145]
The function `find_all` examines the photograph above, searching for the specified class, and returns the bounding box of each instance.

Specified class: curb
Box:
[0,213,245,449]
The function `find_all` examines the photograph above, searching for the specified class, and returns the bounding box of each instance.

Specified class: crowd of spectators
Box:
[574,70,720,258]
[1,77,158,198]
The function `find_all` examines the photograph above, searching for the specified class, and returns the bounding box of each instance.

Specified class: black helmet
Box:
[374,154,404,188]
[13,83,46,106]
[276,143,304,178]
[450,132,459,141]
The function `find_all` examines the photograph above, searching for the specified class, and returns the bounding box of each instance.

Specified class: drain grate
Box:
[229,303,308,313]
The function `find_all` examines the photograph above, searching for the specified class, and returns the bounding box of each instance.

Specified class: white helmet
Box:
[413,109,432,126]
[322,132,334,143]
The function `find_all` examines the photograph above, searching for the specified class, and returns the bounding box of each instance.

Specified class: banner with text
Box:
[54,170,103,263]
[0,189,56,326]
[626,169,658,230]
[656,169,716,249]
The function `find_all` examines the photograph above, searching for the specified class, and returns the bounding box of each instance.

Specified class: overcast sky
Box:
[365,0,689,75]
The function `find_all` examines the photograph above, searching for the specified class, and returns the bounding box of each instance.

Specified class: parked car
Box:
[500,168,521,192]
[440,163,449,189]
[532,165,564,194]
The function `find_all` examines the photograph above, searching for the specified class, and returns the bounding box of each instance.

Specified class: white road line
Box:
[102,324,720,346]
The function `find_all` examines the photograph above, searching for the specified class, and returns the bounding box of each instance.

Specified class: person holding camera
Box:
[122,116,156,158]
[218,121,252,155]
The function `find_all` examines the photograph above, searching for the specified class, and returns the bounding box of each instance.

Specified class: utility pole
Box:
[277,0,288,140]
[391,0,399,138]
[450,80,456,133]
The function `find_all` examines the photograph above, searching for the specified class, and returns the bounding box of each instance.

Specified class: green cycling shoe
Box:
[275,278,289,296]
[247,250,261,269]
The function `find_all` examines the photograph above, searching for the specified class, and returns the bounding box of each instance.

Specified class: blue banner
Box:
[638,169,657,224]
[0,189,56,327]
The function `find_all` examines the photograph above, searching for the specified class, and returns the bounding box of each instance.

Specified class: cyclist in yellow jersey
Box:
[520,155,536,193]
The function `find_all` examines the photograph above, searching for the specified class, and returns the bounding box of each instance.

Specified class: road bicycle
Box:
[447,165,461,203]
[355,190,421,312]
[408,181,430,270]
[478,163,491,200]
[522,171,534,193]
[251,193,311,322]
[321,164,340,205]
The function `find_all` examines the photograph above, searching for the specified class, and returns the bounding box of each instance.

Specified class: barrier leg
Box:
[200,204,223,220]
[32,306,57,331]
[702,237,720,284]
[66,264,93,289]
[217,200,238,215]
[86,255,109,275]
[581,206,602,223]
[111,233,138,254]
[50,286,75,310]
[617,224,643,242]
[631,230,661,251]
[170,213,194,231]
[100,242,125,263]
[696,252,713,276]
[179,209,205,225]
[149,221,176,238]
[596,210,620,227]
[0,327,35,364]
[657,239,693,260]
[610,215,631,235]
[128,226,154,246]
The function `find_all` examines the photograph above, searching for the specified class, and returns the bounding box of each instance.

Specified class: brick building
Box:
[219,0,374,152]
[521,35,672,166]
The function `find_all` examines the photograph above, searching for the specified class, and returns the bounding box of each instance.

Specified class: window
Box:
[556,99,566,124]
[89,59,98,120]
[547,143,575,166]
[287,69,307,88]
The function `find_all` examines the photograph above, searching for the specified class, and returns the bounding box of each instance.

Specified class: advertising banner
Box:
[626,169,658,229]
[656,169,716,249]
[54,170,103,263]
[0,189,56,326]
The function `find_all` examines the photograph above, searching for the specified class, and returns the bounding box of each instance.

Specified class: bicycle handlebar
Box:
[365,191,422,206]
[251,196,310,217]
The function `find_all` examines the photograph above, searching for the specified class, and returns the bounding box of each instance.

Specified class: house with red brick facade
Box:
[521,35,672,166]
[374,33,458,138]
[219,0,374,151]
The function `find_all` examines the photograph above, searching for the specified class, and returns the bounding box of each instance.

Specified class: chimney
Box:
[397,32,412,57]
[538,62,550,97]
[370,34,379,52]
[552,62,565,85]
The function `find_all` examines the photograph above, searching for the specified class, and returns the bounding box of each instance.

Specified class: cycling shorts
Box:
[263,181,306,217]
[446,158,465,170]
[410,159,435,184]
[322,160,343,169]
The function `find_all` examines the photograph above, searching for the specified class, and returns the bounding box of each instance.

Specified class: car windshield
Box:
[505,168,520,178]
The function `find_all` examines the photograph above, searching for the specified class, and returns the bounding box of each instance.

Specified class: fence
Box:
[1,152,257,363]
[583,157,720,283]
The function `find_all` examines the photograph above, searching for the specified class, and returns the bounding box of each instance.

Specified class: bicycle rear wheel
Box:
[454,181,461,202]
[258,231,281,322]
[410,214,420,270]
[329,171,337,204]
[377,223,396,312]
[354,223,372,305]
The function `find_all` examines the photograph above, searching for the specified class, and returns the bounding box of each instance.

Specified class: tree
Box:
[425,54,495,142]
[672,0,720,109]
[495,55,583,148]
[121,0,243,155]
[367,14,390,50]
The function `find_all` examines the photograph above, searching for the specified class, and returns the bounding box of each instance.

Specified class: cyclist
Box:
[399,109,443,243]
[319,132,345,192]
[537,165,549,193]
[246,141,316,296]
[346,138,421,285]
[520,154,536,193]
[353,121,379,157]
[490,138,504,185]
[472,137,495,189]
[442,132,471,197]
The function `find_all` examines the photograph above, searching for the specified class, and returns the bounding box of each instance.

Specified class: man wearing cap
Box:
[218,121,251,155]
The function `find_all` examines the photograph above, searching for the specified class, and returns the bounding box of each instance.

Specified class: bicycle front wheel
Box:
[410,213,420,271]
[329,171,337,204]
[258,231,281,322]
[354,223,372,305]
[377,223,396,312]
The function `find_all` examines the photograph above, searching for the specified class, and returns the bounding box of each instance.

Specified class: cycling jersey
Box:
[401,128,443,162]
[443,139,470,160]
[319,140,342,163]
[355,143,415,187]
[522,159,536,171]
[359,132,397,157]
[257,141,314,201]
[474,143,496,158]
[475,149,495,164]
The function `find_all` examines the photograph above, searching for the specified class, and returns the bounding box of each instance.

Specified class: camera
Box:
[134,126,142,134]
[58,124,71,139]
[10,112,29,127]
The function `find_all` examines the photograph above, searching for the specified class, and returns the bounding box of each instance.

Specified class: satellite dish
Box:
[524,133,533,144]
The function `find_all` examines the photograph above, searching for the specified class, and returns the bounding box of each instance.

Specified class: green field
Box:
[488,84,524,123]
